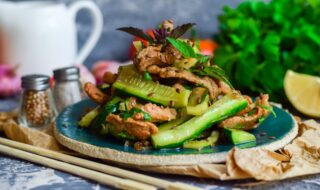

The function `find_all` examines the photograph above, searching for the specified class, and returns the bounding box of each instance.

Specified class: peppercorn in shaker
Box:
[53,66,84,112]
[18,75,56,128]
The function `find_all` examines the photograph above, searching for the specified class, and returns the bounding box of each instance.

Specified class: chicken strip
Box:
[147,65,220,100]
[84,82,108,104]
[125,97,177,122]
[140,103,177,122]
[106,114,158,140]
[218,94,271,130]
[134,44,182,72]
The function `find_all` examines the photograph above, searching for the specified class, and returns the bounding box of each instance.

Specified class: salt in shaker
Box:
[53,66,84,112]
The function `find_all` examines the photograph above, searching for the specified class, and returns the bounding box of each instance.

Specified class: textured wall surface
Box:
[25,0,243,68]
[65,0,244,67]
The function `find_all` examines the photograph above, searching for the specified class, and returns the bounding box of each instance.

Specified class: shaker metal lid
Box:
[53,66,80,81]
[21,74,50,90]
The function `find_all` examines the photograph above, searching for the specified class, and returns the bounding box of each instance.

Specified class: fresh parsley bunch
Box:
[214,0,320,101]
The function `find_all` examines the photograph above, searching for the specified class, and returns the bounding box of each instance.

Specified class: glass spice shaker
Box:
[18,75,56,128]
[53,66,84,113]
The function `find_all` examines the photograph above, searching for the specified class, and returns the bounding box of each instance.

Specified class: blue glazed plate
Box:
[54,99,298,166]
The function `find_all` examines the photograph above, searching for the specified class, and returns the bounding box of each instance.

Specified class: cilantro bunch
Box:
[214,0,320,101]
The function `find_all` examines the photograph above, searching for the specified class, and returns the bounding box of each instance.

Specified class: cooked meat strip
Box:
[106,114,158,140]
[132,112,145,121]
[140,103,177,122]
[103,72,117,84]
[255,94,270,107]
[84,82,108,104]
[218,81,232,94]
[202,77,220,100]
[125,97,177,122]
[218,94,271,130]
[134,44,182,72]
[236,95,254,116]
[147,65,220,100]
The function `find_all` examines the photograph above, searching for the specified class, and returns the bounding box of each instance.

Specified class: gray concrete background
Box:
[48,0,244,67]
[65,0,244,67]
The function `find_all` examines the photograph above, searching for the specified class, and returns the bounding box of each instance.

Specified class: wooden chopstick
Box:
[0,143,156,190]
[0,137,202,190]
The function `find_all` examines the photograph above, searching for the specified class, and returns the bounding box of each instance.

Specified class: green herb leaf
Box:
[198,55,210,63]
[247,109,257,116]
[191,65,233,88]
[117,27,154,42]
[121,107,152,121]
[214,0,320,101]
[142,112,152,121]
[258,117,266,123]
[260,105,277,118]
[105,104,118,114]
[122,112,131,120]
[143,71,152,81]
[166,37,196,58]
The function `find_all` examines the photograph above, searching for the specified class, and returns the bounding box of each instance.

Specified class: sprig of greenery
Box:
[214,0,320,101]
[167,37,233,87]
[143,71,152,81]
[260,105,276,118]
[166,37,196,58]
[258,117,266,123]
[191,66,233,87]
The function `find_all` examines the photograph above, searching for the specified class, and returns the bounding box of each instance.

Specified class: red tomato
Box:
[49,76,54,88]
[129,29,155,59]
[199,39,218,56]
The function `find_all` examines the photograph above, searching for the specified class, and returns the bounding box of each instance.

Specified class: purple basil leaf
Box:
[153,28,169,43]
[117,27,154,42]
[170,23,196,39]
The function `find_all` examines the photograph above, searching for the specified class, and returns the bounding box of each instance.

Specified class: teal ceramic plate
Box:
[54,99,298,166]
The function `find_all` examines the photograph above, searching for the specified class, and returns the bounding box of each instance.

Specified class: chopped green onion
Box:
[260,105,277,118]
[144,72,152,81]
[258,117,266,123]
[121,107,152,121]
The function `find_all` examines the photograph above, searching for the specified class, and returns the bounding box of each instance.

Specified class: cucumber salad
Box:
[79,20,274,151]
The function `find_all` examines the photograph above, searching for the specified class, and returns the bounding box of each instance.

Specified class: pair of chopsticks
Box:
[0,137,202,190]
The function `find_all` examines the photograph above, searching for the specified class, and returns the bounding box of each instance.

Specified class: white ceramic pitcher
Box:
[0,0,103,75]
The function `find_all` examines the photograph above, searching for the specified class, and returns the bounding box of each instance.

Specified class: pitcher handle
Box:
[68,1,103,64]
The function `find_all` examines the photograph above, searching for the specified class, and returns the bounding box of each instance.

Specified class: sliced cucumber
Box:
[188,87,208,106]
[183,130,219,150]
[113,65,191,107]
[99,123,109,135]
[151,92,248,149]
[174,58,198,69]
[78,107,100,127]
[224,128,256,145]
[91,96,122,129]
[133,41,143,52]
[186,95,209,116]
